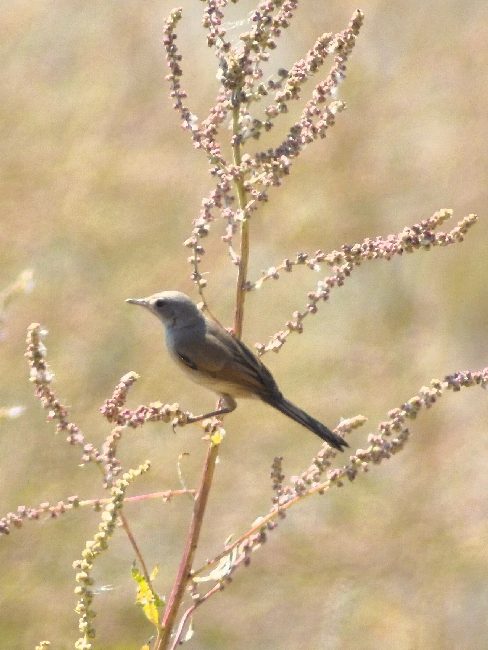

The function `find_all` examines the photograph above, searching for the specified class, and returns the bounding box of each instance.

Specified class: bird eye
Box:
[154,299,166,309]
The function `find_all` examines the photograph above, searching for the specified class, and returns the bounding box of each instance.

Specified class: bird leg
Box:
[186,394,236,423]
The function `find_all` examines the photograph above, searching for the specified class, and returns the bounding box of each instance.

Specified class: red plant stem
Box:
[155,96,247,650]
[119,512,152,587]
[169,583,222,649]
[155,442,220,649]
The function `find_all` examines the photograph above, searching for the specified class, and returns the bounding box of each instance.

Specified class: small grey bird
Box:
[126,291,347,451]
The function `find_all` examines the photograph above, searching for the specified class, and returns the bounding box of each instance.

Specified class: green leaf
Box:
[131,565,165,628]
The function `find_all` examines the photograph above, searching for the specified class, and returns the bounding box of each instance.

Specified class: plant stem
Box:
[155,97,247,650]
[232,103,249,339]
[155,442,219,649]
[169,583,222,649]
[119,512,152,587]
[79,489,196,508]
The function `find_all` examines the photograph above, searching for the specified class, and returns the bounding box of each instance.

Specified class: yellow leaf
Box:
[131,565,165,628]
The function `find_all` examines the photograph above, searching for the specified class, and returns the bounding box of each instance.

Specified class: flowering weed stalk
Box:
[1,3,482,648]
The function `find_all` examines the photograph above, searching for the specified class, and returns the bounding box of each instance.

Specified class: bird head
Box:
[126,291,202,328]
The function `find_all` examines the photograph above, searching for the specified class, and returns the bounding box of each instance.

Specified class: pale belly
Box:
[174,357,257,399]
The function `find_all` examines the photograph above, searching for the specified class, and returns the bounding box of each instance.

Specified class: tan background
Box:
[1,1,487,648]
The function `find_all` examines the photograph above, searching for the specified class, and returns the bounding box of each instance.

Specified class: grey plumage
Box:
[127,291,347,451]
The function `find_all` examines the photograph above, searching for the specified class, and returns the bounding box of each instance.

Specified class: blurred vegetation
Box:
[0,1,487,648]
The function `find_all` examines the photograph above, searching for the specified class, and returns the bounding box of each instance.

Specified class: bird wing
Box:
[173,326,228,374]
[171,318,279,398]
[204,321,281,398]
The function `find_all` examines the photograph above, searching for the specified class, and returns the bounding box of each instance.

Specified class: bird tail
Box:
[268,396,348,451]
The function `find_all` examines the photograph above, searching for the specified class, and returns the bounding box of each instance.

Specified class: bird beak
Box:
[126,298,149,307]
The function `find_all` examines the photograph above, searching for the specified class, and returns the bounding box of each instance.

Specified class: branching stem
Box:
[155,99,248,649]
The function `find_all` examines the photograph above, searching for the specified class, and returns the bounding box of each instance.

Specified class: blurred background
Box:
[1,1,487,648]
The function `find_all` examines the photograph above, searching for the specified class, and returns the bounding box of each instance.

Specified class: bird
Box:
[126,291,347,451]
